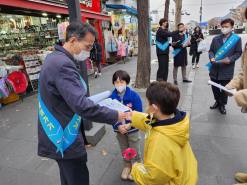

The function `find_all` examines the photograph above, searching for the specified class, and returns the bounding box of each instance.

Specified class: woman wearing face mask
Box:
[109,70,143,181]
[190,26,204,69]
[156,18,179,81]
[208,18,242,115]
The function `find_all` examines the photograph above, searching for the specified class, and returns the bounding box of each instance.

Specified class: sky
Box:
[150,0,245,23]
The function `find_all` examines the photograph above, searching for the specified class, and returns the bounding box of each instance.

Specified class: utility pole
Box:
[67,0,81,22]
[67,0,106,146]
[200,0,203,23]
[135,0,151,88]
[164,0,170,20]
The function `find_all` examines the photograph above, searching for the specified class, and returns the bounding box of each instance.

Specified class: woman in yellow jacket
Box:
[124,81,198,185]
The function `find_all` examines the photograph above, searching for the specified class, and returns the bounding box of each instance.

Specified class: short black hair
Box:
[146,81,180,115]
[177,23,184,28]
[65,21,97,42]
[221,18,234,27]
[112,70,131,84]
[159,18,168,26]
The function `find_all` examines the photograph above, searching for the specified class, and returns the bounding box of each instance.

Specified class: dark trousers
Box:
[211,78,231,105]
[192,52,201,65]
[56,158,89,185]
[157,55,169,81]
[95,61,101,73]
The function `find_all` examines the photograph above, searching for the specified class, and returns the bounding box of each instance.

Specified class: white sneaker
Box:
[98,73,102,76]
[121,167,131,180]
[192,64,196,69]
[94,72,98,78]
[128,173,134,181]
[196,64,199,68]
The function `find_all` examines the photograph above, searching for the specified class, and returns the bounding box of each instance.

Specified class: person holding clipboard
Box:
[207,19,242,114]
[208,18,242,115]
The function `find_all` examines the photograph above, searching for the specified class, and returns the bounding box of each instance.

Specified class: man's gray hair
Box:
[65,21,97,42]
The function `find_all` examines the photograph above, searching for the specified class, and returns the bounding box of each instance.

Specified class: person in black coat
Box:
[90,39,102,78]
[172,23,192,85]
[209,18,242,114]
[156,18,178,81]
[190,26,204,69]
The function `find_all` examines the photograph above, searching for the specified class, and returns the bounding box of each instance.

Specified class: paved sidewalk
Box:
[189,50,247,184]
[2,38,247,185]
[0,47,193,185]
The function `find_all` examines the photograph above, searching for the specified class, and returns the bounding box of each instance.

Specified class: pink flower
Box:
[122,148,137,161]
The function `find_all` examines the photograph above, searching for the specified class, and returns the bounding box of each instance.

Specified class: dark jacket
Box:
[209,33,242,80]
[172,33,188,67]
[38,45,118,160]
[90,42,102,63]
[156,27,178,56]
[190,32,204,55]
[109,87,143,134]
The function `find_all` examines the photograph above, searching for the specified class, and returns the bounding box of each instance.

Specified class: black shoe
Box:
[174,81,178,85]
[210,102,219,109]
[183,79,192,83]
[219,105,226,115]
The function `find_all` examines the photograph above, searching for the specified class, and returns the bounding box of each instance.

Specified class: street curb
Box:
[101,57,137,72]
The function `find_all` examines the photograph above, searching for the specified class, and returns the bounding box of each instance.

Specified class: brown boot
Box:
[235,172,247,183]
[234,183,247,185]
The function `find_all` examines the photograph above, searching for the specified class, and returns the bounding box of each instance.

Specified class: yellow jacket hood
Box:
[151,110,189,147]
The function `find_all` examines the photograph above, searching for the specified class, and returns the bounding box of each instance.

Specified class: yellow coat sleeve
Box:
[130,111,152,132]
[131,133,175,185]
[131,162,171,185]
[226,70,244,90]
[234,89,247,107]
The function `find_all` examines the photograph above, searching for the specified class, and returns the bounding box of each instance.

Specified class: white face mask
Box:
[221,27,232,35]
[74,50,90,61]
[115,85,126,93]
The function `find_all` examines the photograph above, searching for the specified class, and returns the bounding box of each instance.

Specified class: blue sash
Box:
[206,33,240,71]
[38,76,87,157]
[172,34,189,57]
[156,40,170,51]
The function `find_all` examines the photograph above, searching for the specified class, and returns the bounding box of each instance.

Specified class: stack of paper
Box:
[208,80,237,95]
[88,91,130,112]
[98,98,130,112]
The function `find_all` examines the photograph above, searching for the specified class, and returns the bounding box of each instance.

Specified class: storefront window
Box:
[0,13,68,55]
[0,13,68,97]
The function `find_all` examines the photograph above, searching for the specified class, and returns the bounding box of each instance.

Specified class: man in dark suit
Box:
[209,18,242,114]
[38,22,127,185]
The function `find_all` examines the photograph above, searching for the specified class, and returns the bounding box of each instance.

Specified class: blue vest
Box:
[38,77,87,158]
[156,40,170,51]
[206,33,241,71]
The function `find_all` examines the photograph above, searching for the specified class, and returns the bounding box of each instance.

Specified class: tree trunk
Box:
[135,0,151,88]
[164,0,170,20]
[174,0,182,26]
